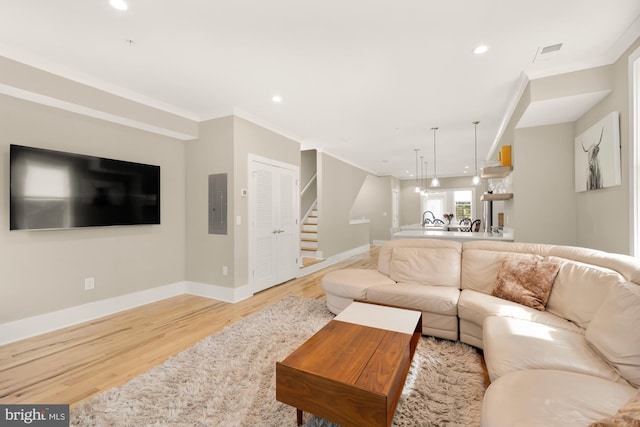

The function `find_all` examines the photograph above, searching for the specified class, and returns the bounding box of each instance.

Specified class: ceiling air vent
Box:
[533,43,563,63]
[540,43,563,55]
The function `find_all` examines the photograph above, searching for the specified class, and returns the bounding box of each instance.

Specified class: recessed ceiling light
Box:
[272,95,282,103]
[473,45,489,55]
[110,0,128,11]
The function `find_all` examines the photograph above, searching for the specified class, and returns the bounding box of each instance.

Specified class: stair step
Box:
[301,257,324,268]
[302,205,319,259]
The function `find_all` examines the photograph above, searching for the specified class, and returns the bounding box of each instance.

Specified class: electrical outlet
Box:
[84,277,95,290]
[222,266,228,276]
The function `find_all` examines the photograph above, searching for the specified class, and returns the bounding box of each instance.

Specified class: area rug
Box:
[71,296,486,426]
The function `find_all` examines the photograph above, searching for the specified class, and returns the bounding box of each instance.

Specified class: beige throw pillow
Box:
[492,255,560,311]
[589,392,640,426]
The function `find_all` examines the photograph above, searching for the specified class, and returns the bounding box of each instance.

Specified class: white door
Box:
[249,157,299,293]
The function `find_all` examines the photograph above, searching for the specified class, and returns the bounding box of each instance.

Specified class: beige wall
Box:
[0,95,186,323]
[530,64,614,102]
[512,123,577,245]
[0,56,198,139]
[317,153,369,257]
[185,116,235,287]
[350,175,393,241]
[400,180,420,226]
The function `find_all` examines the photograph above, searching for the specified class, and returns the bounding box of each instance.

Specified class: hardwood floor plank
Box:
[0,246,378,408]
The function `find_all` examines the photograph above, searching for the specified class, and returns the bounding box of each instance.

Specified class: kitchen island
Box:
[393,229,514,243]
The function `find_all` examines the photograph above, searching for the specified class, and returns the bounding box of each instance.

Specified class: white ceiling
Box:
[1,1,639,180]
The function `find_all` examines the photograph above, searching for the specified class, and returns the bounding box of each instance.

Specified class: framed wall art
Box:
[574,111,621,192]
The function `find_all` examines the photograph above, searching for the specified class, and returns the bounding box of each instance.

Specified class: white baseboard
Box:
[0,282,186,346]
[185,281,253,303]
[372,239,387,246]
[1,245,372,346]
[298,244,371,277]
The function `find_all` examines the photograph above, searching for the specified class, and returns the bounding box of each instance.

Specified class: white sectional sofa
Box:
[321,239,640,426]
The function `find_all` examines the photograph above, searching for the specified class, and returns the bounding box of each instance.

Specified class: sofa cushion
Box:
[378,239,462,277]
[586,281,640,387]
[550,244,640,284]
[389,247,461,287]
[461,241,554,293]
[458,289,583,335]
[491,255,560,310]
[546,257,623,329]
[321,269,395,300]
[366,283,459,316]
[481,370,637,427]
[590,391,640,426]
[483,316,624,383]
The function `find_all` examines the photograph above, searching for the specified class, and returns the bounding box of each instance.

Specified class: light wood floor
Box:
[0,247,378,408]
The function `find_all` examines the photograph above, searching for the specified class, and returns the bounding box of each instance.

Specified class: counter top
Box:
[393,229,514,242]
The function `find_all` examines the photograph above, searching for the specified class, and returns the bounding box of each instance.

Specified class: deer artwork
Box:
[582,127,604,190]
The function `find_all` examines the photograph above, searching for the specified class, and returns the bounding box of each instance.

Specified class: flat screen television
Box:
[10,145,160,230]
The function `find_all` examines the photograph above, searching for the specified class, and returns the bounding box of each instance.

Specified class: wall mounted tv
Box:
[10,145,160,230]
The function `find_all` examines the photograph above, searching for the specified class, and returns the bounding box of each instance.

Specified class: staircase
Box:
[301,206,322,263]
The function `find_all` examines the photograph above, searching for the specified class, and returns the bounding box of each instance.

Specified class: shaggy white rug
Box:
[71,296,486,426]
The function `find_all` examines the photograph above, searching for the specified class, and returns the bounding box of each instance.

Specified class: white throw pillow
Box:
[586,281,640,387]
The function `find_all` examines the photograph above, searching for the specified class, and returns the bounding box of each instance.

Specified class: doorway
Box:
[248,155,300,293]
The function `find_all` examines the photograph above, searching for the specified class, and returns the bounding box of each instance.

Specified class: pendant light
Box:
[414,148,421,192]
[421,160,428,195]
[430,127,440,188]
[472,121,481,185]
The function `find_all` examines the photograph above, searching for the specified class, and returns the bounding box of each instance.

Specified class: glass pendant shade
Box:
[421,161,428,195]
[472,121,480,186]
[414,148,421,192]
[431,127,440,188]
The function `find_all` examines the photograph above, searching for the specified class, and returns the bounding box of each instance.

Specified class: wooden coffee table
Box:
[276,302,422,427]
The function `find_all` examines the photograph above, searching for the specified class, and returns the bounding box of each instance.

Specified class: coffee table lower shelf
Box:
[276,302,422,427]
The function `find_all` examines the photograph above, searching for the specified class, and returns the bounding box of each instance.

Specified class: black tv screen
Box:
[10,145,160,230]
